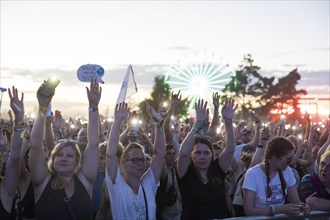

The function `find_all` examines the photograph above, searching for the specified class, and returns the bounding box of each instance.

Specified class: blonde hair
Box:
[47,140,81,189]
[121,142,144,161]
[320,149,330,161]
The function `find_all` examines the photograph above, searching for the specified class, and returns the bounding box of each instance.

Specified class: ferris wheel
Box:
[165,49,236,111]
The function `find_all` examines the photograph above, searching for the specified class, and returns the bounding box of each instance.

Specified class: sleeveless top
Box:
[178,159,230,220]
[0,198,11,220]
[10,182,35,220]
[35,174,93,220]
[21,181,35,218]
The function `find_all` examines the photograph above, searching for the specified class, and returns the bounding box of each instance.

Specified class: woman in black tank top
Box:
[29,80,101,220]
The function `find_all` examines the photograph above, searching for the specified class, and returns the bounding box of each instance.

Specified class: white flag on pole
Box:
[116,65,138,104]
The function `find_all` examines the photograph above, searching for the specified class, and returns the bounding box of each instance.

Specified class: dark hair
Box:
[191,137,223,186]
[264,137,294,198]
[166,144,176,152]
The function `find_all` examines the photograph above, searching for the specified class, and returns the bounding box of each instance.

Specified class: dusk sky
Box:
[0,1,329,119]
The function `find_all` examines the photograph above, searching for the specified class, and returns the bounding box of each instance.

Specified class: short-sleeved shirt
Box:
[298,173,330,202]
[178,159,229,220]
[106,167,159,220]
[243,164,295,207]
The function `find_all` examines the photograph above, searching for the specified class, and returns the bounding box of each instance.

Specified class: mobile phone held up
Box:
[39,77,60,97]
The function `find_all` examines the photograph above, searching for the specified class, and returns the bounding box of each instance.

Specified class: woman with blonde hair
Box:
[106,102,166,219]
[29,79,101,220]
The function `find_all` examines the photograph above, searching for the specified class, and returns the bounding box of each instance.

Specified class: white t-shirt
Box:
[233,143,247,163]
[106,167,159,220]
[242,164,295,207]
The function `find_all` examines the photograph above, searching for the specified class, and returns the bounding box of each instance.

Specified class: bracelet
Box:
[269,206,274,216]
[14,121,25,126]
[14,126,27,139]
[257,145,264,149]
[39,106,48,112]
[14,126,25,132]
[89,107,98,112]
[193,123,201,133]
[155,120,164,132]
[272,206,276,215]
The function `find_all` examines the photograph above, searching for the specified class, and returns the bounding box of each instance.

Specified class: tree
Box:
[258,69,307,122]
[223,54,307,123]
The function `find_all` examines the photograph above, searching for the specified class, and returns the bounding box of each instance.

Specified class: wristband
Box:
[89,107,98,112]
[39,106,48,112]
[271,206,276,215]
[14,121,25,126]
[14,126,27,139]
[14,126,25,132]
[155,120,164,132]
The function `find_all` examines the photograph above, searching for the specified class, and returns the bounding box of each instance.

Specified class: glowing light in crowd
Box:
[270,106,295,115]
[165,49,235,111]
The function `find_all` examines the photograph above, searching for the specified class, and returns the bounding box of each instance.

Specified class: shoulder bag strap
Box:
[64,197,78,220]
[171,168,175,186]
[142,184,149,220]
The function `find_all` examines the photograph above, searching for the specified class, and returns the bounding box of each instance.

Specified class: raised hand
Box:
[87,79,102,108]
[212,92,220,109]
[146,103,163,123]
[170,91,182,108]
[37,81,54,108]
[221,98,237,121]
[195,99,209,123]
[114,102,129,122]
[52,110,63,129]
[8,86,24,122]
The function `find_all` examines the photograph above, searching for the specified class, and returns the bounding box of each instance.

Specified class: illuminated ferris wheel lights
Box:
[191,76,209,97]
[166,49,235,111]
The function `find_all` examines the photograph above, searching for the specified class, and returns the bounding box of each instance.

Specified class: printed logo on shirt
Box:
[133,197,147,220]
[266,184,284,206]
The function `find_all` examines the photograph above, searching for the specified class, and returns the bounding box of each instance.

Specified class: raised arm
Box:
[164,91,181,144]
[20,121,32,181]
[146,103,166,182]
[247,113,262,147]
[249,128,269,168]
[79,79,101,184]
[51,110,64,141]
[177,99,209,178]
[208,92,221,140]
[44,110,55,155]
[106,102,129,183]
[0,86,25,212]
[218,98,237,173]
[29,82,54,187]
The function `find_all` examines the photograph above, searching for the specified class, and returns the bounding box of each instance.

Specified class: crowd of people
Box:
[0,79,329,220]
